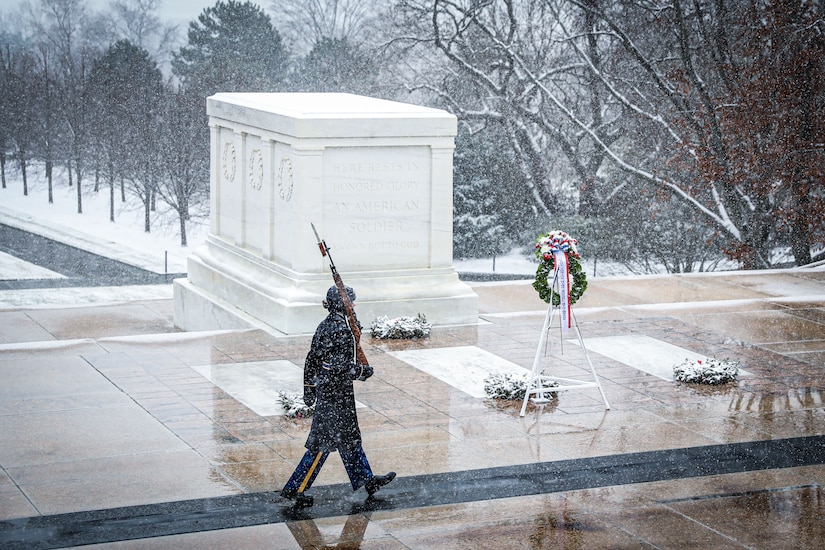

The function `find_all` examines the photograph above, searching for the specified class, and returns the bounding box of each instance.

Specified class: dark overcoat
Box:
[303,311,362,453]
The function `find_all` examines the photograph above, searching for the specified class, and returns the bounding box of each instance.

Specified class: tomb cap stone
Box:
[207,93,457,139]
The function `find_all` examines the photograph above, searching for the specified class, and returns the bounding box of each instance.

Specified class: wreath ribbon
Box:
[532,230,587,313]
[554,250,572,332]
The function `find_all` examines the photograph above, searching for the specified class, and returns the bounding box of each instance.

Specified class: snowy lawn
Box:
[1,168,209,275]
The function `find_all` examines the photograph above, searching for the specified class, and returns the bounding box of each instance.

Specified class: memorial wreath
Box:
[277,391,315,419]
[673,357,740,385]
[532,230,587,306]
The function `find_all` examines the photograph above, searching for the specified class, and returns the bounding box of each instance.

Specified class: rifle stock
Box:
[311,223,369,366]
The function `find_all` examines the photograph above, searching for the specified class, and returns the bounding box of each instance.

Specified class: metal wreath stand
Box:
[519,256,610,417]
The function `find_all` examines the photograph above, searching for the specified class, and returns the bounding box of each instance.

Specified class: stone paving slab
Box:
[0,269,823,548]
[2,438,823,548]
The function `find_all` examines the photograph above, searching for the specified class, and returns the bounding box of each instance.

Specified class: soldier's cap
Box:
[324,285,356,310]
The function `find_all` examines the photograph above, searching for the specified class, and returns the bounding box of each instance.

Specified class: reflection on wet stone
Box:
[667,485,825,548]
[529,508,586,549]
[2,267,824,547]
[286,508,372,549]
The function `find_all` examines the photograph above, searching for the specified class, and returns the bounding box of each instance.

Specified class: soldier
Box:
[280,285,396,508]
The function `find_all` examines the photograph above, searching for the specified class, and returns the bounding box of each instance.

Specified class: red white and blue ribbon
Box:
[536,230,579,333]
[553,250,572,333]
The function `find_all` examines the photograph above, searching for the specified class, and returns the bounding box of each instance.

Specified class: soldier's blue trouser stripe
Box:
[283,444,373,494]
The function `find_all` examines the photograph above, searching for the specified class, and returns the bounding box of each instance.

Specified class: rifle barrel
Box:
[311,223,369,366]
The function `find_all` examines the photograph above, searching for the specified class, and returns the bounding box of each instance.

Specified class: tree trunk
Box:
[46,160,53,203]
[75,161,83,214]
[740,211,772,270]
[20,157,27,196]
[790,217,812,266]
[179,210,188,247]
[789,59,816,266]
[144,194,151,233]
[109,178,115,222]
[1,153,5,189]
[76,173,82,214]
[790,180,813,266]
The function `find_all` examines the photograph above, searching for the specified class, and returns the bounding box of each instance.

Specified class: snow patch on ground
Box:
[99,329,246,343]
[190,360,366,416]
[571,335,752,381]
[0,338,95,351]
[0,250,65,280]
[0,285,174,309]
[389,345,530,398]
[1,170,208,275]
[190,360,305,417]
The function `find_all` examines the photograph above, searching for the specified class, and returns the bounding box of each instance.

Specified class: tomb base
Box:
[174,235,478,335]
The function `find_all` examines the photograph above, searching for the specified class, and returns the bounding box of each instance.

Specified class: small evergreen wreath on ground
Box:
[277,391,315,419]
[483,372,559,400]
[484,373,529,400]
[532,230,588,306]
[673,357,740,385]
[370,314,432,339]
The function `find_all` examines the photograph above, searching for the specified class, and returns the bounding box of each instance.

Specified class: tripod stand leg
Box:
[521,303,553,417]
[571,309,610,410]
[520,302,558,417]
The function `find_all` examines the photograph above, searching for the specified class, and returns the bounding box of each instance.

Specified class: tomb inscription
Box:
[323,146,431,267]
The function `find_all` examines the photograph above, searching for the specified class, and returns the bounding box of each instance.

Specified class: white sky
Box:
[1,0,263,25]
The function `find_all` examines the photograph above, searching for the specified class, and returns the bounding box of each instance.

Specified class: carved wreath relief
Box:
[278,157,294,201]
[248,148,263,190]
[222,141,236,182]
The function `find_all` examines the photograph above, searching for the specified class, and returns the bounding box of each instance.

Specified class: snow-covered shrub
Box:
[482,372,544,400]
[370,314,432,339]
[673,357,740,385]
[484,372,560,400]
[277,391,314,419]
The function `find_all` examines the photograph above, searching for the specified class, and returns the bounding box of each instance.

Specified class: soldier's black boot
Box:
[280,489,314,508]
[365,472,396,496]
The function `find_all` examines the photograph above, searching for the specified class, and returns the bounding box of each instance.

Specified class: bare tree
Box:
[99,0,180,71]
[270,0,383,53]
[389,0,823,268]
[1,44,39,196]
[25,0,100,214]
[389,0,616,219]
[560,0,823,267]
[89,39,164,232]
[155,88,209,246]
[721,0,825,265]
[32,42,63,204]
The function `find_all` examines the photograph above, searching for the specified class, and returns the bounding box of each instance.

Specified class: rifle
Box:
[311,223,369,367]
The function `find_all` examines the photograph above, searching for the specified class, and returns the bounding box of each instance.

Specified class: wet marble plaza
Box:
[1,268,824,548]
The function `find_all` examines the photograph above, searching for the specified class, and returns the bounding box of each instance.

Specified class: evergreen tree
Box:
[452,128,534,261]
[295,36,378,95]
[172,0,289,95]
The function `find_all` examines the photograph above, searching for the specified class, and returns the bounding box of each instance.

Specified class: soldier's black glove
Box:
[303,385,316,407]
[348,364,373,381]
[357,364,373,381]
